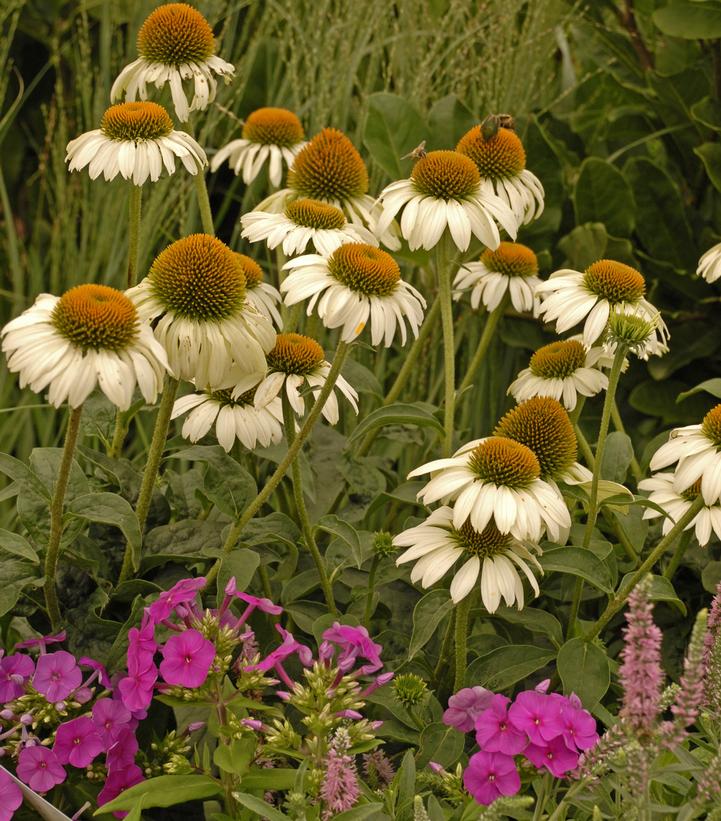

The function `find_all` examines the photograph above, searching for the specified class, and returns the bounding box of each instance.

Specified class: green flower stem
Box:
[585,494,706,642]
[44,405,83,630]
[205,340,350,588]
[118,377,179,584]
[127,184,142,288]
[364,555,380,629]
[458,293,509,394]
[433,611,455,689]
[453,595,472,692]
[193,169,215,235]
[282,394,337,614]
[574,423,595,471]
[568,395,586,426]
[611,398,643,482]
[108,410,130,458]
[258,564,273,600]
[436,238,456,457]
[664,528,692,579]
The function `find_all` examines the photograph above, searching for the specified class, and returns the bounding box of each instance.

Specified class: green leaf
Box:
[240,768,296,791]
[216,549,260,600]
[677,378,721,402]
[466,645,555,691]
[427,94,476,148]
[213,737,255,775]
[95,775,222,813]
[394,750,416,811]
[315,515,362,568]
[653,2,721,39]
[573,157,635,236]
[691,97,721,131]
[363,92,427,179]
[408,589,453,660]
[67,493,141,571]
[232,793,288,820]
[619,572,686,615]
[334,805,387,820]
[0,557,43,617]
[416,722,465,768]
[558,223,608,271]
[695,142,721,193]
[0,529,39,563]
[539,547,613,594]
[349,402,442,444]
[600,432,634,483]
[492,606,564,648]
[557,638,610,707]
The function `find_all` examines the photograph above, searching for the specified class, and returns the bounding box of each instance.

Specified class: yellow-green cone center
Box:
[411,150,480,200]
[242,107,304,147]
[327,243,400,297]
[529,340,586,379]
[101,102,174,142]
[149,234,246,321]
[480,242,538,278]
[52,284,138,351]
[452,521,511,558]
[137,3,215,66]
[234,253,263,289]
[267,333,324,375]
[456,126,526,180]
[467,436,541,488]
[495,397,577,479]
[288,128,368,202]
[284,198,346,230]
[583,259,645,304]
[702,404,721,447]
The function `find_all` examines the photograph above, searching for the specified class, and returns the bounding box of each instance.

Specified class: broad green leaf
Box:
[677,378,721,402]
[0,557,43,617]
[213,737,255,775]
[653,2,721,38]
[416,722,465,768]
[600,432,634,483]
[315,515,362,567]
[558,223,608,271]
[539,547,613,593]
[619,573,686,615]
[363,92,427,178]
[30,448,88,500]
[232,793,288,820]
[67,493,141,571]
[466,645,555,691]
[393,750,416,811]
[0,529,39,563]
[216,548,260,600]
[427,94,476,149]
[573,157,635,236]
[648,323,720,381]
[408,589,453,660]
[557,638,610,707]
[0,454,50,499]
[691,97,721,131]
[334,805,387,820]
[492,606,564,648]
[695,142,721,193]
[95,775,222,813]
[349,402,443,444]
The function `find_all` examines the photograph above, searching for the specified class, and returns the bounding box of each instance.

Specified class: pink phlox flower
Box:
[148,578,205,623]
[463,751,520,806]
[117,665,157,713]
[32,651,81,703]
[443,686,495,733]
[320,742,360,817]
[244,625,313,687]
[0,768,22,821]
[16,745,66,793]
[321,623,383,675]
[235,592,283,618]
[53,716,104,768]
[336,709,363,720]
[92,698,132,747]
[15,631,66,652]
[159,629,215,688]
[360,670,394,698]
[79,657,111,688]
[475,694,528,755]
[0,654,34,701]
[535,679,551,693]
[559,703,598,752]
[508,690,564,746]
[127,610,158,667]
[524,736,579,777]
[106,727,139,772]
[98,763,144,819]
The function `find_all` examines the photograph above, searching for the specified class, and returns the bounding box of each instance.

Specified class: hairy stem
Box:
[193,170,215,235]
[364,555,380,629]
[458,294,509,394]
[453,595,472,692]
[437,238,455,457]
[126,184,142,288]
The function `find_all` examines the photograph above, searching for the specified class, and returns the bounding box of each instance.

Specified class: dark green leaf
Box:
[557,638,610,708]
[232,793,288,820]
[492,606,564,647]
[619,572,686,615]
[653,2,721,39]
[408,589,453,660]
[600,432,633,483]
[334,806,387,821]
[466,645,555,691]
[558,223,608,270]
[349,403,442,444]
[427,94,476,148]
[416,722,465,768]
[677,378,721,402]
[67,493,141,571]
[695,142,721,193]
[95,775,222,812]
[539,547,613,593]
[216,549,260,600]
[0,529,39,563]
[316,515,362,567]
[363,92,427,179]
[0,557,43,617]
[573,157,635,236]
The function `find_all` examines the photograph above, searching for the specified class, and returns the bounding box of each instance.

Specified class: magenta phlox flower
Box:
[508,690,564,746]
[463,751,520,806]
[321,623,383,675]
[245,624,313,687]
[79,657,112,688]
[159,629,215,688]
[0,654,34,701]
[15,631,66,652]
[0,768,22,821]
[475,694,528,755]
[524,736,579,777]
[148,578,205,623]
[117,665,157,713]
[560,703,598,752]
[16,745,66,793]
[127,610,158,667]
[106,727,139,772]
[92,698,132,747]
[443,686,495,733]
[235,591,283,619]
[98,763,144,818]
[53,716,104,767]
[32,651,81,703]
[360,670,394,698]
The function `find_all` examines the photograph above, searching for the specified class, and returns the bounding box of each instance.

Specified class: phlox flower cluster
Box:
[443,681,598,806]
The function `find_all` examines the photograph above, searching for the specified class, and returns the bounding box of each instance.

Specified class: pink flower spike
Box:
[463,751,520,806]
[475,695,528,755]
[159,629,215,688]
[0,768,22,821]
[98,763,144,819]
[443,686,496,733]
[15,631,66,652]
[92,699,132,747]
[16,745,66,793]
[148,578,206,623]
[0,654,34,701]
[524,737,579,777]
[508,691,564,745]
[54,716,104,767]
[32,651,81,703]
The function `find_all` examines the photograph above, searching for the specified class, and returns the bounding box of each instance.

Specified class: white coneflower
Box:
[234,253,282,328]
[508,339,608,411]
[374,150,518,252]
[454,241,542,314]
[638,475,721,547]
[210,107,306,186]
[110,3,235,123]
[394,506,542,610]
[241,198,373,256]
[65,101,206,185]
[697,242,721,284]
[409,436,570,542]
[128,234,275,392]
[171,384,283,452]
[281,243,425,346]
[253,333,358,425]
[535,258,668,349]
[254,127,399,249]
[605,303,669,360]
[649,404,721,505]
[1,284,169,410]
[456,125,544,225]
